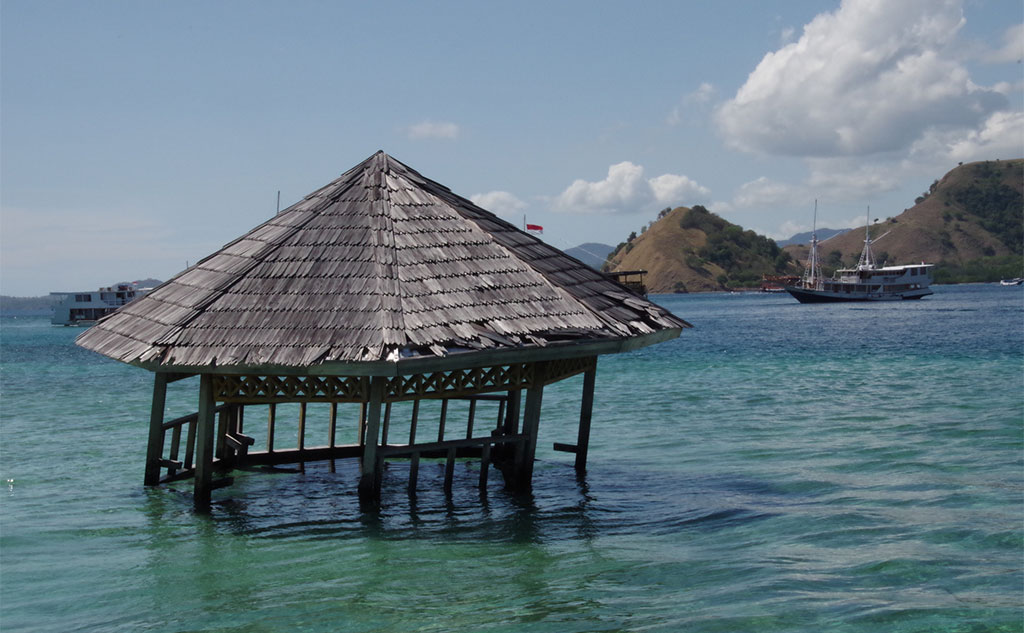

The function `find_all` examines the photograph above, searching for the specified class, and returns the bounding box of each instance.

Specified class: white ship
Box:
[786,207,934,303]
[51,283,150,326]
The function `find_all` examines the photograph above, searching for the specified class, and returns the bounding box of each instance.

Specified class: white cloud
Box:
[405,120,460,140]
[668,83,718,125]
[985,23,1024,63]
[947,110,1024,162]
[552,162,710,214]
[715,0,1010,157]
[469,190,526,217]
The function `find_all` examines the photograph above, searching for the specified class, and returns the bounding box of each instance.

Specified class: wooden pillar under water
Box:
[575,365,597,471]
[144,373,169,486]
[358,376,386,501]
[516,362,548,489]
[193,373,217,510]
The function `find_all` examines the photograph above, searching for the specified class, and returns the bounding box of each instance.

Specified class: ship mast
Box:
[856,206,875,270]
[803,200,824,290]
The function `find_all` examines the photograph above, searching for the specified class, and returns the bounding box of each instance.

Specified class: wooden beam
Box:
[144,373,169,486]
[575,364,597,471]
[193,373,217,510]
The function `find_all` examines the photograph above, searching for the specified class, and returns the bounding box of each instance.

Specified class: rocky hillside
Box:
[784,160,1022,280]
[604,205,801,292]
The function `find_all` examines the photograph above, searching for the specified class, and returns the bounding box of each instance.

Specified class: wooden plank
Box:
[377,433,526,457]
[144,373,169,486]
[193,374,217,510]
[552,442,578,453]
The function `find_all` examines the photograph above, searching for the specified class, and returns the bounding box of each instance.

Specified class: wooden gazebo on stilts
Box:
[77,152,689,509]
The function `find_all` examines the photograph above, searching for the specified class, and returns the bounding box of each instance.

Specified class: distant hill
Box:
[776,228,848,247]
[784,159,1022,282]
[564,243,614,270]
[604,205,801,292]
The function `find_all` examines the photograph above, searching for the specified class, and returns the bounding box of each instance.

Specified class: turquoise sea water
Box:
[1,284,1022,632]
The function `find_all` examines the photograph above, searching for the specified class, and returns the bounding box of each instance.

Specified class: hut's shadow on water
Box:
[142,459,782,544]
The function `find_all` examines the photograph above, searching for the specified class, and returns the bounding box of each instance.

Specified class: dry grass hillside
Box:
[786,160,1023,270]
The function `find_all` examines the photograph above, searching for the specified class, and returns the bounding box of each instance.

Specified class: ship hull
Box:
[785,286,933,303]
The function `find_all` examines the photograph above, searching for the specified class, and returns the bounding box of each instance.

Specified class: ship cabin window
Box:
[75,294,90,302]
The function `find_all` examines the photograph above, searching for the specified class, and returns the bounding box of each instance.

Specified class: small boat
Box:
[786,205,934,303]
[51,283,150,326]
[999,278,1023,286]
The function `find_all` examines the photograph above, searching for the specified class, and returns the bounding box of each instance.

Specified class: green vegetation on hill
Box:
[682,206,793,287]
[946,161,1023,254]
[933,255,1023,284]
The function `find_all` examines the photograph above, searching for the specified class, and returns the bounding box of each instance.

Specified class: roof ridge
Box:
[370,158,407,358]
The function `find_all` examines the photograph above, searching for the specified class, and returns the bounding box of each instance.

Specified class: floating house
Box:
[76,152,689,509]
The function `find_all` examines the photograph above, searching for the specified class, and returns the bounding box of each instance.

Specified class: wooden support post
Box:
[443,446,456,493]
[466,400,477,438]
[437,399,449,441]
[358,377,386,502]
[193,374,217,511]
[267,403,276,453]
[168,424,183,477]
[516,363,547,489]
[575,364,597,471]
[503,390,521,435]
[328,402,338,473]
[408,452,420,493]
[409,400,419,444]
[357,402,367,446]
[236,405,248,459]
[144,373,169,486]
[328,402,338,448]
[297,402,307,472]
[381,402,392,446]
[215,407,228,460]
[183,418,197,470]
[479,443,490,490]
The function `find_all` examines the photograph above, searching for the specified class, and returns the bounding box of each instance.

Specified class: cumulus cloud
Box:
[715,0,1010,157]
[406,120,459,140]
[552,162,711,214]
[469,191,526,216]
[947,110,1024,162]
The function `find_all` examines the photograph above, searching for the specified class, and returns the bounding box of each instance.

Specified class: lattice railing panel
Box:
[212,357,595,404]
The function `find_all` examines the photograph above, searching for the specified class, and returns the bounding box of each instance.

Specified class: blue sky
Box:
[2,0,1021,296]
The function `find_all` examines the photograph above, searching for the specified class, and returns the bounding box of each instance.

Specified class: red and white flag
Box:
[526,223,543,234]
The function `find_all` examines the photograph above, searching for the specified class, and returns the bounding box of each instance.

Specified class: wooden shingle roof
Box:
[77,152,689,373]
